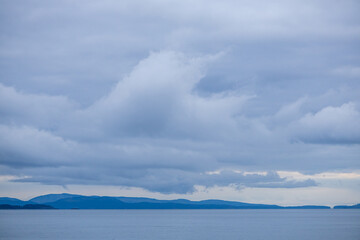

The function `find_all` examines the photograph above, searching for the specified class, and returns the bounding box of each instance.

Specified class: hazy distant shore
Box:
[2,193,358,210]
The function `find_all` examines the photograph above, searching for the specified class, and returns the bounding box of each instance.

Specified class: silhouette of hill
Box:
[30,193,82,204]
[0,204,55,209]
[0,194,333,209]
[0,197,31,206]
[333,204,360,209]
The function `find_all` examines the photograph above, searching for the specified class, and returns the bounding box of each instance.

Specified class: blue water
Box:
[0,209,359,240]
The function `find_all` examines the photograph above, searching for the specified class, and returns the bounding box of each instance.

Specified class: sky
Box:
[0,0,359,206]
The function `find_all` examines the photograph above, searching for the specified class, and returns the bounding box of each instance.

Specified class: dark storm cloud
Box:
[0,0,359,193]
[11,169,316,194]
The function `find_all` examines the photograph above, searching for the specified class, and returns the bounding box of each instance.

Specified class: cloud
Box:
[292,102,360,144]
[1,0,359,104]
[0,1,359,198]
[11,168,316,194]
[0,49,359,192]
[0,51,319,193]
[57,51,251,141]
[0,84,77,129]
[85,51,212,138]
[0,125,79,168]
[332,66,360,78]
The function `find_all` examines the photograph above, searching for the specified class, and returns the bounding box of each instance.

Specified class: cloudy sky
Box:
[0,0,359,206]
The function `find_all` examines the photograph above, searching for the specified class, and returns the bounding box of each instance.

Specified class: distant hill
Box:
[0,204,55,209]
[0,197,31,206]
[46,196,280,209]
[333,204,360,209]
[0,194,332,209]
[30,193,82,204]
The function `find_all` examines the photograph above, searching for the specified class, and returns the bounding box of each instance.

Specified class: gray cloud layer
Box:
[0,0,359,193]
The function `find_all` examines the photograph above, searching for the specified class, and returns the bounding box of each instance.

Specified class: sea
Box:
[0,209,359,240]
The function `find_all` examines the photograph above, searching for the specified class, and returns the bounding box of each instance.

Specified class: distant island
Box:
[0,204,54,209]
[0,194,357,210]
[333,204,360,209]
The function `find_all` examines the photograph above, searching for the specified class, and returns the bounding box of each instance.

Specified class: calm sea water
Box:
[0,209,359,240]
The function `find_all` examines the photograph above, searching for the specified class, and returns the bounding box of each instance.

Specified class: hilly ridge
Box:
[0,193,339,209]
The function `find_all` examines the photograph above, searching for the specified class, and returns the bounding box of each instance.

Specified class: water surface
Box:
[1,209,359,240]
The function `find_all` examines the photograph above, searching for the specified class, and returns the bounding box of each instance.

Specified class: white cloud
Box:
[0,125,79,167]
[0,0,359,203]
[0,83,77,129]
[1,50,359,195]
[292,102,360,144]
[332,66,360,78]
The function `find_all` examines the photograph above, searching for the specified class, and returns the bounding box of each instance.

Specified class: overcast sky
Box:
[0,0,359,206]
